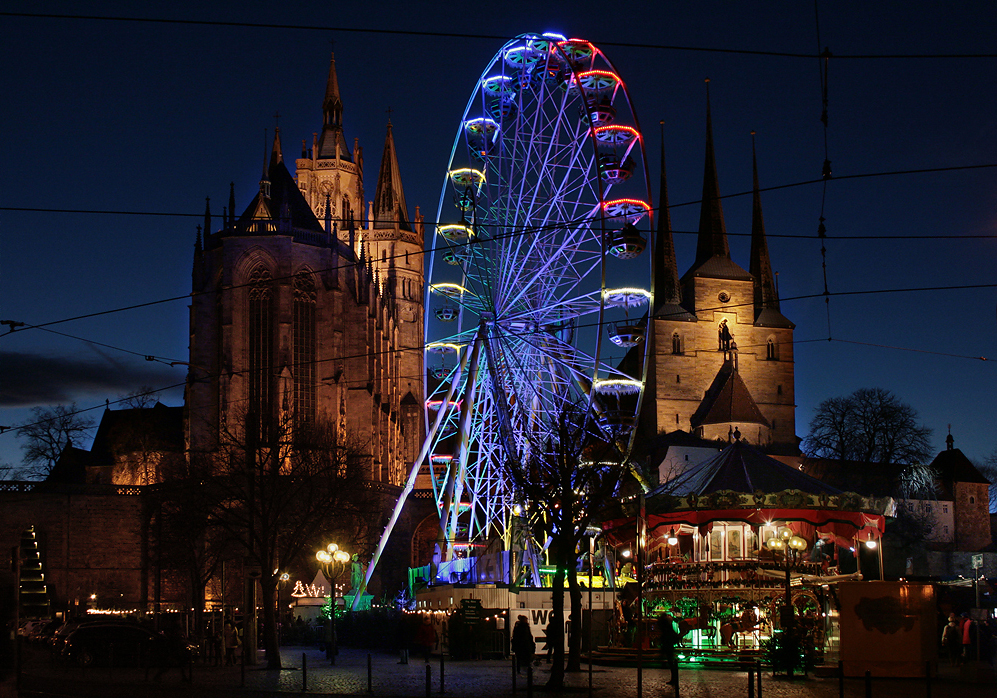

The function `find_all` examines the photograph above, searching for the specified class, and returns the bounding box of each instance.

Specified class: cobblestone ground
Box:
[14,645,994,698]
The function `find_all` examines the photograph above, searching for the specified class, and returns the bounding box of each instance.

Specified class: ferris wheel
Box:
[420,32,654,568]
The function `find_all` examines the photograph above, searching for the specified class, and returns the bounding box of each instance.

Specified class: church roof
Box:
[650,439,843,498]
[372,122,412,232]
[234,130,326,239]
[683,254,753,282]
[931,447,990,486]
[89,403,184,463]
[754,306,795,329]
[691,361,769,429]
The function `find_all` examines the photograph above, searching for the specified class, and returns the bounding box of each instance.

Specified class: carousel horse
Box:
[720,608,762,648]
[677,603,713,637]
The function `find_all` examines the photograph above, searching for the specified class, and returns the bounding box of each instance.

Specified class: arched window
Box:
[672,332,682,355]
[293,272,317,426]
[248,264,274,440]
[766,337,778,360]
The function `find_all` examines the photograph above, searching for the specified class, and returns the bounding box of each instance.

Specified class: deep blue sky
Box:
[1,2,995,470]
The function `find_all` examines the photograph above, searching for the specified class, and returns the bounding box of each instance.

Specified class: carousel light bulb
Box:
[667,529,678,546]
[789,536,807,551]
[864,539,877,549]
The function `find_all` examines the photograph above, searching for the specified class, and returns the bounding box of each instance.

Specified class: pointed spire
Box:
[749,132,780,313]
[653,121,682,313]
[324,193,333,235]
[317,51,352,161]
[372,121,411,231]
[271,126,283,165]
[203,197,211,235]
[195,224,203,253]
[259,131,271,199]
[694,79,731,268]
[228,182,236,228]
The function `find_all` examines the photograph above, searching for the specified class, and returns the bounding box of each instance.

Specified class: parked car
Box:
[62,623,195,667]
[17,619,49,638]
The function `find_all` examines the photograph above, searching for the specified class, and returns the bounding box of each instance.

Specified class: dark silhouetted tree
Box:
[803,388,932,465]
[16,403,95,479]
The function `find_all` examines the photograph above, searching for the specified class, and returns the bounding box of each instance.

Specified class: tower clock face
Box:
[717,291,731,303]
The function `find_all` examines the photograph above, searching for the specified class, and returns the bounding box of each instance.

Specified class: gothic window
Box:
[777,384,783,395]
[342,197,351,225]
[970,496,976,504]
[766,337,778,360]
[248,264,274,440]
[671,332,682,354]
[293,272,317,426]
[676,374,681,384]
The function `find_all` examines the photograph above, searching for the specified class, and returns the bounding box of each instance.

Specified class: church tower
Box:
[295,52,364,243]
[187,52,424,485]
[643,92,796,449]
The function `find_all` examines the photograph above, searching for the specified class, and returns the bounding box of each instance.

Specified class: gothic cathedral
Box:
[186,53,424,485]
[641,98,796,450]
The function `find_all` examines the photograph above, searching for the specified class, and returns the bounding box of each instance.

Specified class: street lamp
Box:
[316,543,351,665]
[765,528,808,633]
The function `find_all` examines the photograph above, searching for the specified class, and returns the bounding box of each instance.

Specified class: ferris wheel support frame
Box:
[350,335,471,610]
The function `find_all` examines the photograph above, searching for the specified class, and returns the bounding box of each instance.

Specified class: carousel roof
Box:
[650,438,842,499]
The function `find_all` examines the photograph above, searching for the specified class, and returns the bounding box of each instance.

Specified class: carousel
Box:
[601,438,892,665]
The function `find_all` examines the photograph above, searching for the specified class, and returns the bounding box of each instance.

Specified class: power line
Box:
[4,12,997,60]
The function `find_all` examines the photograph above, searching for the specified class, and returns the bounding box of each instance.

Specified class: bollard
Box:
[302,652,307,693]
[756,660,762,698]
[865,670,872,698]
[439,650,445,694]
[838,660,844,698]
[527,663,533,698]
[368,653,373,694]
[426,663,432,698]
[925,660,931,698]
[748,664,755,698]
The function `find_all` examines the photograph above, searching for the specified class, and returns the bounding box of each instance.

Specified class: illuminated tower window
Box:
[249,264,274,440]
[766,337,778,360]
[294,272,317,426]
[672,332,682,354]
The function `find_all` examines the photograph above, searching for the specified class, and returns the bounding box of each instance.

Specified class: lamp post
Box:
[765,528,808,633]
[316,543,351,665]
[276,572,289,645]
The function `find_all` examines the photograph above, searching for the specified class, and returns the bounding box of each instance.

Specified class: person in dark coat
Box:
[511,615,535,674]
[658,610,680,686]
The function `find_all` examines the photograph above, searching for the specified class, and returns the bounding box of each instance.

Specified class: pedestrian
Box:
[223,620,240,665]
[657,610,680,686]
[396,612,411,664]
[511,615,535,675]
[942,616,961,667]
[543,620,556,664]
[414,614,437,662]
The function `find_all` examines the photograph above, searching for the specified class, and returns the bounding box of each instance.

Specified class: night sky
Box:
[2,2,995,471]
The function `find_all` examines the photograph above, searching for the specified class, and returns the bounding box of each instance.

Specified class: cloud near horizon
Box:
[0,351,183,408]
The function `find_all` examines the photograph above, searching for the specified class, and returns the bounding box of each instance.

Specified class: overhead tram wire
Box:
[4,11,997,60]
[6,270,996,439]
[813,0,834,341]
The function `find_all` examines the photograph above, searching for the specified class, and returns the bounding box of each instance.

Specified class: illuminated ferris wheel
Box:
[416,32,654,571]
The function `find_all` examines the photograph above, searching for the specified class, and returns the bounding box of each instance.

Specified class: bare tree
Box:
[803,388,932,465]
[504,407,628,687]
[977,449,997,513]
[116,385,159,409]
[191,407,379,669]
[16,403,95,479]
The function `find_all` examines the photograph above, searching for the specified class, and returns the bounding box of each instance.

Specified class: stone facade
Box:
[641,112,795,450]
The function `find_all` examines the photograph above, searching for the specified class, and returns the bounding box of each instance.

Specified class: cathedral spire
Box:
[749,132,779,314]
[693,80,731,268]
[271,126,283,165]
[203,197,211,235]
[317,51,352,161]
[228,182,236,228]
[372,120,411,231]
[653,121,682,314]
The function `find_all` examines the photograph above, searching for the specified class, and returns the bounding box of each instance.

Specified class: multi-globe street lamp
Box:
[765,527,808,633]
[316,543,350,665]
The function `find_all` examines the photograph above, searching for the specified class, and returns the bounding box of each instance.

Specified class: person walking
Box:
[658,610,680,686]
[414,614,437,662]
[223,620,240,666]
[511,615,535,675]
[942,616,962,667]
